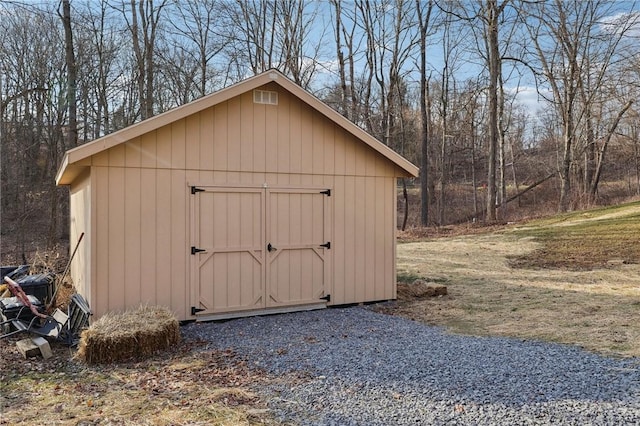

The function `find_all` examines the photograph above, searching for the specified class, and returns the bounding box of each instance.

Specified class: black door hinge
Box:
[191,246,206,255]
[191,306,205,315]
[320,294,331,302]
[320,242,331,249]
[320,189,331,196]
[191,186,205,194]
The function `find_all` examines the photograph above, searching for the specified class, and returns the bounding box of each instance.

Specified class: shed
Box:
[56,70,418,321]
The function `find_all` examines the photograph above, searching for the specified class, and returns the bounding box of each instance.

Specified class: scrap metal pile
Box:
[0,233,91,352]
[0,266,54,331]
[0,264,91,350]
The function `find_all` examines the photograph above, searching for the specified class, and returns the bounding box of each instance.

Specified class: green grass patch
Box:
[508,201,640,269]
[522,201,640,227]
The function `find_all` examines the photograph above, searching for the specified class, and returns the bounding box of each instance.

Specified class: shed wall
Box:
[69,169,92,305]
[79,85,401,319]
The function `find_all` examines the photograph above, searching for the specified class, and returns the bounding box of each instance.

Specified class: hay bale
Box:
[397,279,448,300]
[76,305,180,364]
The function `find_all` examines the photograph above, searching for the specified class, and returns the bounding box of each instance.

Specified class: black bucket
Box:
[1,265,29,281]
[15,273,56,305]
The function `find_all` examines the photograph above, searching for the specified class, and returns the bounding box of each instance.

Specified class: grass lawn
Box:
[391,201,640,358]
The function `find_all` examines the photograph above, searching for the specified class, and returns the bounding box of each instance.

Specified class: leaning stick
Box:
[46,232,84,311]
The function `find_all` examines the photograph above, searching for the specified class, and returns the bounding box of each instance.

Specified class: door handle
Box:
[267,243,277,252]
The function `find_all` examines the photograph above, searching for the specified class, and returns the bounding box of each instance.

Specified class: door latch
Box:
[267,243,277,252]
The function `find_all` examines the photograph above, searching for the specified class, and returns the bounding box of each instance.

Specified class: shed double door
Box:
[191,186,330,316]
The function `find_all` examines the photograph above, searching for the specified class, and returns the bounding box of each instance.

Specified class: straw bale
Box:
[76,305,180,364]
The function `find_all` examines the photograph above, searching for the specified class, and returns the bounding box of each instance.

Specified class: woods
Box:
[1,0,640,259]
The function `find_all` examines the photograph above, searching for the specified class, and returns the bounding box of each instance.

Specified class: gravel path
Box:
[183,307,640,425]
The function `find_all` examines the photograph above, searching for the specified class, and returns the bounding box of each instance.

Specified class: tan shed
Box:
[56,70,418,321]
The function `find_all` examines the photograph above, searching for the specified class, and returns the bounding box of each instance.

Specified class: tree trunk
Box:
[130,0,146,119]
[589,100,634,198]
[331,0,349,117]
[471,119,479,220]
[61,0,77,147]
[416,0,433,227]
[128,0,166,120]
[420,79,429,227]
[509,137,520,207]
[583,111,595,198]
[559,117,573,212]
[402,179,409,231]
[497,70,507,217]
[485,0,500,222]
[438,133,446,226]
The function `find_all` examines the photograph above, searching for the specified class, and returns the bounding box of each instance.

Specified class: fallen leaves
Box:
[0,336,276,425]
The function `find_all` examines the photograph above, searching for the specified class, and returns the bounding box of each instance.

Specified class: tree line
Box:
[1,0,640,256]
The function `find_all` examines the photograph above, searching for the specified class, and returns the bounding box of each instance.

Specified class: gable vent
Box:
[254,90,278,105]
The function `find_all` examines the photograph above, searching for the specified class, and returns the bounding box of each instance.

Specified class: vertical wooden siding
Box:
[84,84,401,319]
[69,169,91,305]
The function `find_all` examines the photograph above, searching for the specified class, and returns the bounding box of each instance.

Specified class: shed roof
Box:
[56,70,418,185]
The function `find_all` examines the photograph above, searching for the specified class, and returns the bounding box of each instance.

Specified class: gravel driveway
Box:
[182,306,640,425]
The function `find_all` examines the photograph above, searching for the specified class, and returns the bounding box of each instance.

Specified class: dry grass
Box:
[389,202,640,358]
[1,301,284,425]
[397,280,447,299]
[0,339,278,425]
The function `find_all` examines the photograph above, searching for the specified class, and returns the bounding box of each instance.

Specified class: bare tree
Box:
[329,0,366,124]
[169,0,225,97]
[355,0,418,146]
[60,0,78,148]
[416,0,434,226]
[429,5,475,225]
[274,0,323,88]
[483,1,506,221]
[330,0,349,118]
[0,3,68,250]
[76,0,123,137]
[223,0,322,88]
[439,0,513,221]
[523,0,637,211]
[117,0,168,121]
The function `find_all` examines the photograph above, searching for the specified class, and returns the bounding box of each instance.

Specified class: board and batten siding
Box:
[70,83,404,320]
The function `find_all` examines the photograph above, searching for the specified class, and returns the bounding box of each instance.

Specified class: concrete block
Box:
[32,336,53,359]
[16,338,39,359]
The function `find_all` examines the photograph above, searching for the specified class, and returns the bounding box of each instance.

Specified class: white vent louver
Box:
[253,90,278,105]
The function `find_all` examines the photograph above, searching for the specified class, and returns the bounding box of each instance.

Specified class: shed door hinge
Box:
[320,242,331,249]
[320,294,331,302]
[320,189,331,196]
[191,246,206,255]
[191,306,205,315]
[191,186,205,194]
